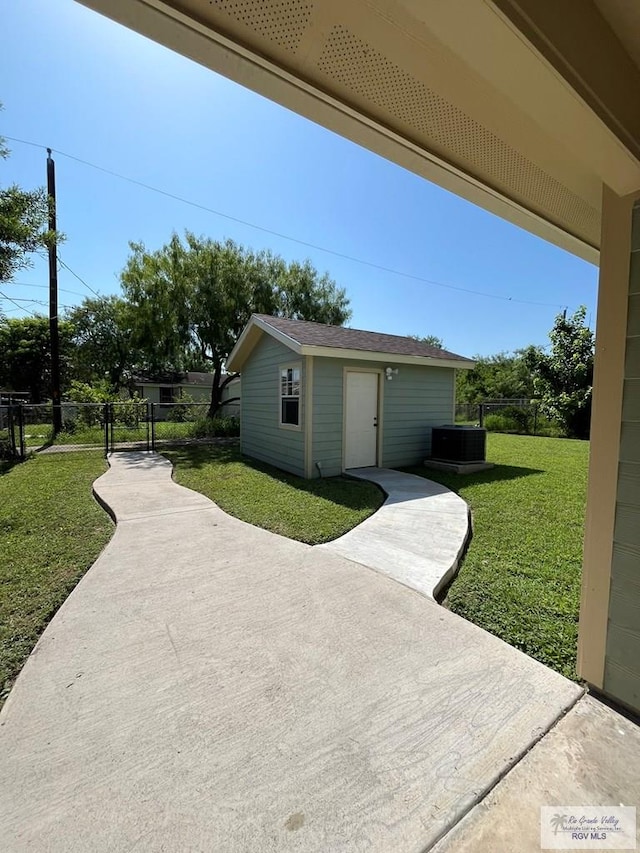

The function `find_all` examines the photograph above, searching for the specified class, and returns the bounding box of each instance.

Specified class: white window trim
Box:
[279,362,302,431]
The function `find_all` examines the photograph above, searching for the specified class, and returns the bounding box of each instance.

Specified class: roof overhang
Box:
[226,315,475,372]
[75,0,640,267]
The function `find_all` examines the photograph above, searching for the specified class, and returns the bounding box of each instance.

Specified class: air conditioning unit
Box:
[431,425,487,463]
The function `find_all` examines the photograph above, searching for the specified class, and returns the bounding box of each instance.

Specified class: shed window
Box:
[280,366,301,426]
[159,386,176,404]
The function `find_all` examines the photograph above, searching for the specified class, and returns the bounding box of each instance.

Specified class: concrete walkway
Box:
[0,452,629,852]
[318,467,469,599]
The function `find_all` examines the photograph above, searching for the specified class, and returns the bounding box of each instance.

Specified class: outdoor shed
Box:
[227,314,474,478]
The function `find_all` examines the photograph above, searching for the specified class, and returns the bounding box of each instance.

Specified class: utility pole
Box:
[47,148,62,433]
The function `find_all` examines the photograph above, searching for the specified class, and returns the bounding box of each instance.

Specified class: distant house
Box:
[227,314,474,478]
[132,372,241,417]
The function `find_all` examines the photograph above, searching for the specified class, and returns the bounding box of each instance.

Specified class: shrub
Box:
[112,397,147,428]
[499,405,532,433]
[66,381,109,427]
[167,396,207,423]
[484,414,520,433]
[192,416,240,438]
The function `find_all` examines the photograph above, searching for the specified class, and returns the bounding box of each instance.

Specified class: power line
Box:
[0,291,39,317]
[7,281,92,300]
[3,134,564,310]
[56,255,101,297]
[0,294,72,315]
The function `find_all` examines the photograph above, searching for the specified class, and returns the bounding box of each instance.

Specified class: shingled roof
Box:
[227,314,474,372]
[253,315,472,361]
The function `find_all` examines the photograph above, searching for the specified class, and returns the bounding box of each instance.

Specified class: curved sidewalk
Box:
[0,452,582,853]
[317,467,469,599]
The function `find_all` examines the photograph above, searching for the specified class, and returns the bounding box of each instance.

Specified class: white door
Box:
[345,372,379,469]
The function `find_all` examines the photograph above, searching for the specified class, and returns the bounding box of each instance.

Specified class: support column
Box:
[578,187,631,686]
[578,186,636,690]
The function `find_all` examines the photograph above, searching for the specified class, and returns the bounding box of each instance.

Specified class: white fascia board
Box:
[226,316,302,372]
[300,345,475,370]
[253,316,303,354]
[226,321,257,373]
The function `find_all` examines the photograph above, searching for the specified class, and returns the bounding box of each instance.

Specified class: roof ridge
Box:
[253,313,471,361]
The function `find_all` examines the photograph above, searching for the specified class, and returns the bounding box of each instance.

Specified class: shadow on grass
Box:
[403,463,544,493]
[0,458,23,477]
[165,445,384,512]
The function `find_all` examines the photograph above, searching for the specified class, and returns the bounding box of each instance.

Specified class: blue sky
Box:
[1,0,598,357]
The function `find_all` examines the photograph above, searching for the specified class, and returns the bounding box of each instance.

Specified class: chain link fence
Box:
[455,398,561,437]
[1,401,240,459]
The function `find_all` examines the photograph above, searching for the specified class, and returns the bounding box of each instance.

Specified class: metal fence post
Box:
[146,401,150,452]
[17,404,25,459]
[8,405,16,459]
[151,403,156,452]
[479,403,484,428]
[103,403,109,457]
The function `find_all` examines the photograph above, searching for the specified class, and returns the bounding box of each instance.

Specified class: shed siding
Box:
[382,364,455,468]
[240,335,305,477]
[311,357,345,477]
[311,357,455,476]
[604,201,640,714]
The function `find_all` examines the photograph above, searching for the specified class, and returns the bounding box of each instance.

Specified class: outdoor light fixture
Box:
[385,367,399,380]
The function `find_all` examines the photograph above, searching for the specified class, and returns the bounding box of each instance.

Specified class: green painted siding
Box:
[311,357,454,476]
[240,335,305,477]
[604,201,640,715]
[311,357,345,478]
[381,364,455,468]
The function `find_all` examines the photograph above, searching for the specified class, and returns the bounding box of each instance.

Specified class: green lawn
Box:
[0,433,587,711]
[406,433,589,680]
[165,445,384,545]
[0,453,113,706]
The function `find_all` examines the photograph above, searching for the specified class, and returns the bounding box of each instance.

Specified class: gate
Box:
[0,405,26,461]
[104,401,152,454]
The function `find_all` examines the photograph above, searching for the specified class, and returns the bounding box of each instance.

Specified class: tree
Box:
[0,110,57,302]
[523,306,594,439]
[0,315,74,402]
[120,233,350,416]
[456,350,536,406]
[66,295,144,394]
[408,333,444,349]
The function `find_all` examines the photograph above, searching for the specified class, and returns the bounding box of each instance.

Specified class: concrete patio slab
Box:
[431,695,640,852]
[317,467,470,599]
[0,452,583,852]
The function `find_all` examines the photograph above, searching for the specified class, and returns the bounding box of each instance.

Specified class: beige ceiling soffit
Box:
[486,0,640,188]
[341,3,601,211]
[76,0,599,263]
[398,0,640,198]
[167,0,600,255]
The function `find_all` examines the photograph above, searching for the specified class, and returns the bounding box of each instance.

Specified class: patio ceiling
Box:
[77,0,640,264]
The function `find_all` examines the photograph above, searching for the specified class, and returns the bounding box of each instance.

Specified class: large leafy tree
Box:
[0,315,74,402]
[120,233,350,416]
[523,306,594,439]
[66,295,144,394]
